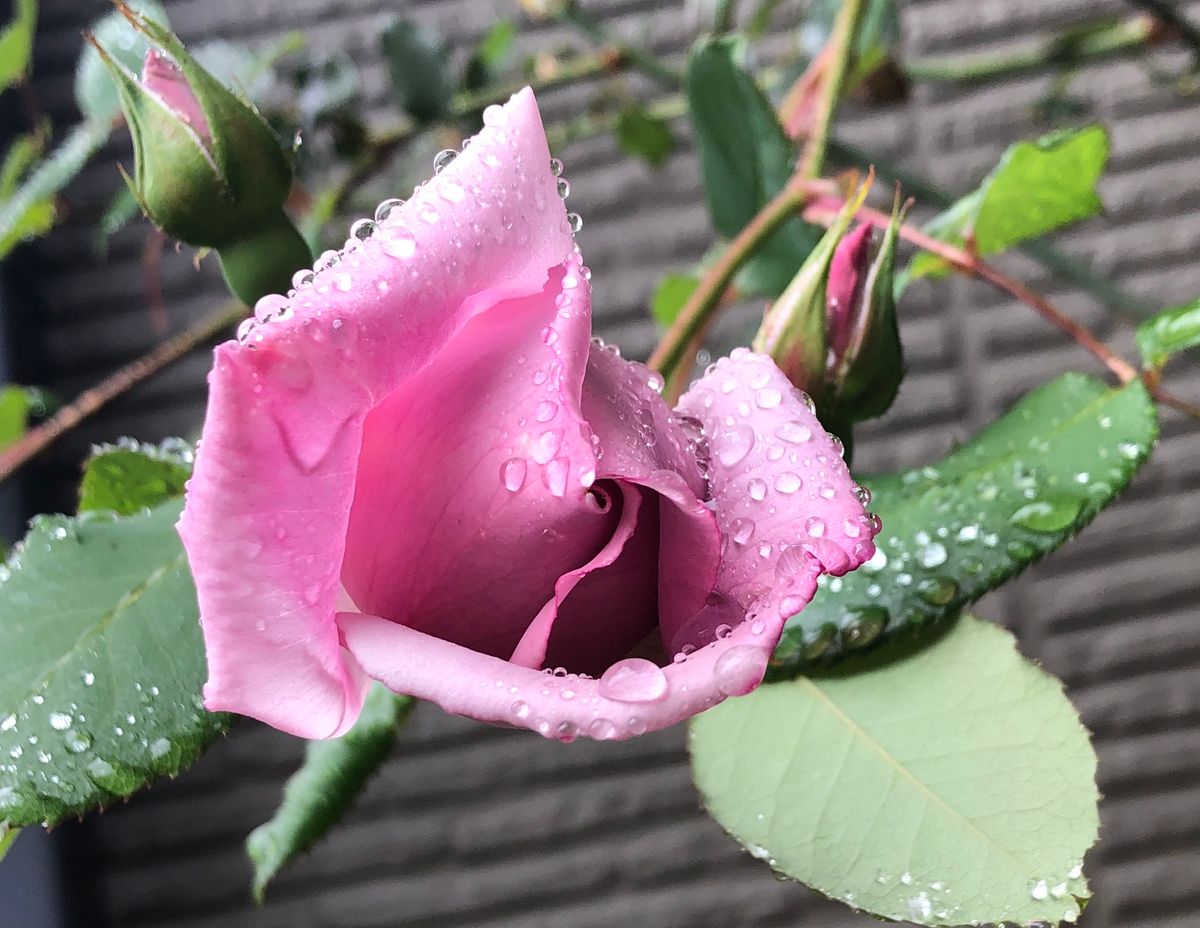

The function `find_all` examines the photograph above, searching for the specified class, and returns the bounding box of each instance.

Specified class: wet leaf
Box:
[905,126,1108,283]
[692,615,1098,926]
[78,438,193,516]
[771,374,1156,674]
[0,500,226,827]
[247,684,414,901]
[1135,297,1200,370]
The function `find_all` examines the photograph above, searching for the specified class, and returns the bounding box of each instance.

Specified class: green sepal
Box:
[1135,297,1200,371]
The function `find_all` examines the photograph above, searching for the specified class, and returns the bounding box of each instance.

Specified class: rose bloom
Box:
[179,89,877,742]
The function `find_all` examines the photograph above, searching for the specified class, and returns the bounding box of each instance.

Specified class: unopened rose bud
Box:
[90,7,310,305]
[825,222,873,361]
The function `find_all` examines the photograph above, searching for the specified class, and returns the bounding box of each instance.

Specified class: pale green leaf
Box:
[0,385,36,450]
[692,615,1098,926]
[907,126,1109,282]
[1135,297,1200,370]
[651,273,699,328]
[78,438,193,515]
[247,684,414,901]
[0,501,226,827]
[0,0,37,89]
[772,374,1156,675]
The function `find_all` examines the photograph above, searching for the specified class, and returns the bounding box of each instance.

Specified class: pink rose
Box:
[140,49,211,140]
[178,89,878,742]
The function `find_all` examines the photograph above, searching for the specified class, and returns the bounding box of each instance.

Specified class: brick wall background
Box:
[5,0,1199,926]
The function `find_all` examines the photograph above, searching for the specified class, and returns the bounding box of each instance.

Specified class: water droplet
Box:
[841,607,889,649]
[544,458,569,497]
[776,421,812,444]
[1010,496,1082,533]
[382,229,417,260]
[350,218,376,241]
[500,457,527,492]
[917,576,959,606]
[852,484,871,506]
[598,658,669,703]
[292,269,315,290]
[1030,879,1049,901]
[713,645,766,696]
[806,517,825,537]
[535,400,558,423]
[65,731,92,754]
[1050,882,1068,899]
[531,429,563,464]
[556,721,578,742]
[774,472,802,494]
[916,541,948,568]
[748,478,768,502]
[149,737,171,760]
[0,714,14,732]
[730,518,755,545]
[716,425,755,467]
[1068,862,1083,880]
[756,387,782,409]
[588,718,616,740]
[842,519,861,538]
[549,157,564,176]
[556,178,570,198]
[433,148,458,172]
[48,712,72,731]
[566,212,583,233]
[483,104,507,126]
[374,197,404,222]
[511,700,531,720]
[908,892,932,920]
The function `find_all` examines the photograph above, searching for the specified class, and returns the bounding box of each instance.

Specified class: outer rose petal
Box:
[179,89,574,738]
[342,265,611,660]
[676,348,878,611]
[141,50,210,139]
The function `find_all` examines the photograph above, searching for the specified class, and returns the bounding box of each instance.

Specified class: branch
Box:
[798,0,866,178]
[0,301,245,485]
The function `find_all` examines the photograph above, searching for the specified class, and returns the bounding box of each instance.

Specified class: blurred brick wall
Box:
[10,0,1200,926]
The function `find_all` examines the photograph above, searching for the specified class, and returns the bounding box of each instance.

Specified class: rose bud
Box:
[89,7,309,305]
[178,90,878,743]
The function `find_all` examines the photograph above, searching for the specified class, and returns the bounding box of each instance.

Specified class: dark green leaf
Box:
[247,684,414,901]
[0,500,226,827]
[651,273,699,328]
[614,104,676,169]
[906,126,1109,282]
[462,20,517,92]
[381,18,454,125]
[686,36,819,296]
[692,615,1098,926]
[78,438,193,516]
[771,374,1157,675]
[1135,298,1200,370]
[0,0,36,89]
[75,0,169,126]
[0,121,110,259]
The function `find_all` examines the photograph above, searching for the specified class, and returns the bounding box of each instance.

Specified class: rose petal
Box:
[579,344,722,654]
[141,50,210,139]
[827,222,873,359]
[343,265,609,660]
[179,88,575,738]
[676,348,877,612]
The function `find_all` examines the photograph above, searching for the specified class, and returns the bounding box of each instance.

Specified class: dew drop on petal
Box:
[713,645,766,696]
[776,421,812,444]
[774,472,802,494]
[756,387,782,409]
[598,658,669,703]
[544,457,569,497]
[500,458,526,492]
[730,518,755,546]
[374,197,404,222]
[588,718,617,740]
[715,425,755,467]
[748,478,768,502]
[433,148,458,173]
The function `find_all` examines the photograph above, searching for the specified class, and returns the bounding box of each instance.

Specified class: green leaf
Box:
[692,614,1098,927]
[0,500,226,827]
[247,684,414,901]
[771,374,1157,675]
[462,20,516,92]
[615,104,676,169]
[651,273,699,328]
[686,36,819,296]
[1135,298,1200,370]
[0,121,110,260]
[381,18,454,125]
[78,438,193,516]
[906,126,1109,282]
[0,385,40,450]
[0,821,18,861]
[0,0,36,89]
[75,0,169,126]
[0,122,47,198]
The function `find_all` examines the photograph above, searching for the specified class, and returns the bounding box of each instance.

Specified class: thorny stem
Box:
[804,196,1200,418]
[798,0,866,178]
[647,181,809,378]
[0,301,246,485]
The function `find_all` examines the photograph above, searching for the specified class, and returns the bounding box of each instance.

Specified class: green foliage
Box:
[247,685,414,901]
[381,18,455,125]
[0,121,110,259]
[614,104,676,169]
[0,500,226,827]
[0,385,43,451]
[0,0,36,89]
[75,0,170,126]
[651,273,699,327]
[905,126,1109,283]
[771,374,1157,675]
[685,36,819,296]
[692,615,1098,926]
[1136,298,1200,370]
[803,0,900,85]
[462,20,517,92]
[78,439,194,516]
[0,821,17,861]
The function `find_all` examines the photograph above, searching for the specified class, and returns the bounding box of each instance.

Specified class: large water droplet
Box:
[776,421,812,444]
[433,148,458,173]
[588,718,617,740]
[730,518,755,546]
[916,541,948,568]
[48,712,72,731]
[841,606,889,649]
[748,478,768,502]
[544,458,569,497]
[1010,496,1082,533]
[713,645,765,696]
[531,429,563,464]
[917,576,959,606]
[374,197,405,222]
[500,457,527,492]
[774,472,802,494]
[716,425,755,467]
[382,228,417,259]
[598,658,669,703]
